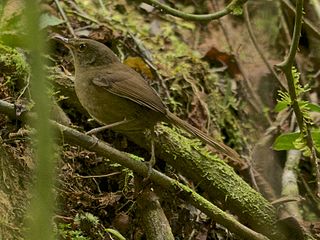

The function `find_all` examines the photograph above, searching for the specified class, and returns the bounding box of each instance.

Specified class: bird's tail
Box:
[166,111,240,161]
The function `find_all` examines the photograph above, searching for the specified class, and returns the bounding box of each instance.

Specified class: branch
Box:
[277,0,304,68]
[51,76,287,240]
[142,0,248,21]
[281,149,303,221]
[243,4,287,90]
[281,0,320,40]
[0,99,269,240]
[54,0,76,37]
[135,176,175,240]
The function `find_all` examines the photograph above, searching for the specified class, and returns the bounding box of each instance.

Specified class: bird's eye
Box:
[78,43,87,52]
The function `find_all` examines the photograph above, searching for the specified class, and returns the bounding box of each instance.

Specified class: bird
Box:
[54,36,240,165]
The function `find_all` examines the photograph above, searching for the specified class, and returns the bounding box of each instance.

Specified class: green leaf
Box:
[273,132,300,150]
[311,129,320,152]
[273,130,320,152]
[307,103,320,113]
[105,228,126,240]
[274,101,289,112]
[39,13,64,29]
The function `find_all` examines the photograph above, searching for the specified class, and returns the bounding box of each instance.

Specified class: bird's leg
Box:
[86,118,131,135]
[146,129,156,177]
[86,118,132,149]
[147,138,155,175]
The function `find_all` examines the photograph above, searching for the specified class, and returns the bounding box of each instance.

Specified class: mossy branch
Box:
[135,176,175,240]
[0,99,270,240]
[52,76,287,240]
[142,0,248,21]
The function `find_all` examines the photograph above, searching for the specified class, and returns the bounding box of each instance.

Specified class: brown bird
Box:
[55,36,240,163]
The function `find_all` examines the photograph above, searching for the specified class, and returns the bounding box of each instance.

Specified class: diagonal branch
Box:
[281,0,320,39]
[243,4,287,90]
[0,99,270,240]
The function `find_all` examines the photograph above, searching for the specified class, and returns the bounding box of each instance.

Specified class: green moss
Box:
[0,43,29,87]
[127,153,144,162]
[156,124,280,236]
[159,125,224,166]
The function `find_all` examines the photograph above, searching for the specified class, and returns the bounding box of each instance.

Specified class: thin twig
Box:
[17,75,30,100]
[142,0,247,21]
[281,0,320,39]
[279,1,292,44]
[97,0,107,12]
[298,171,320,208]
[278,1,308,85]
[67,10,101,25]
[54,0,76,37]
[243,4,287,90]
[75,172,121,178]
[212,1,266,118]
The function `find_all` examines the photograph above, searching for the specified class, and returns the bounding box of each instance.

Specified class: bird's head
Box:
[54,36,119,69]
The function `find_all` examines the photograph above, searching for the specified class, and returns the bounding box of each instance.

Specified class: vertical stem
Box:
[24,1,55,239]
[277,0,320,195]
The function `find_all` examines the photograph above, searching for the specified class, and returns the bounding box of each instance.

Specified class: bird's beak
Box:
[53,35,70,45]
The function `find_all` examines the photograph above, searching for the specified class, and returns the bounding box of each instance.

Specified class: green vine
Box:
[277,67,312,133]
[275,67,316,156]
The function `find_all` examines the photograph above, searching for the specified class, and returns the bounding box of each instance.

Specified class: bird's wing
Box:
[91,63,166,114]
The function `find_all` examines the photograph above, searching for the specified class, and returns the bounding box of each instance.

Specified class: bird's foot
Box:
[146,154,156,178]
[87,134,100,149]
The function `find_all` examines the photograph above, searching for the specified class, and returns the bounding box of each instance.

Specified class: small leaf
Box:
[40,13,64,29]
[273,130,320,153]
[124,56,153,79]
[311,129,320,153]
[274,101,289,112]
[307,103,320,113]
[105,228,126,240]
[273,132,300,150]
